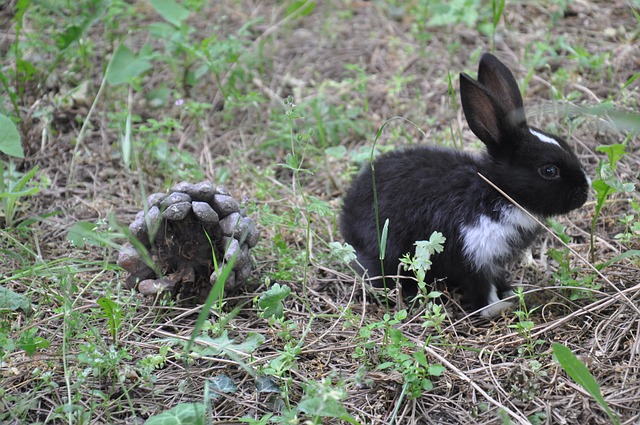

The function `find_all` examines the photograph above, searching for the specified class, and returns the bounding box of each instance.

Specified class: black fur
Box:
[340,53,590,315]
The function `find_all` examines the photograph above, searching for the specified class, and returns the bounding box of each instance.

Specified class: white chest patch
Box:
[461,206,539,272]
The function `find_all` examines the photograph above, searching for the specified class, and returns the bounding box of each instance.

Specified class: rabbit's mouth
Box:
[567,184,590,211]
[543,183,589,216]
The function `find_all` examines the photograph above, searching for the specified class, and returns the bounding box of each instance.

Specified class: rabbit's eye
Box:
[538,165,560,179]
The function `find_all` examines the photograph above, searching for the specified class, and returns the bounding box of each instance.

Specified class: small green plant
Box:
[145,403,206,425]
[614,200,640,245]
[77,342,132,382]
[17,328,50,356]
[508,288,544,357]
[355,310,445,400]
[553,343,620,425]
[96,298,123,347]
[0,0,34,133]
[297,378,361,425]
[378,316,446,400]
[489,0,506,50]
[590,142,636,258]
[548,219,599,301]
[399,231,446,292]
[557,40,611,75]
[397,232,448,333]
[0,331,16,362]
[420,291,447,334]
[0,163,42,228]
[506,359,548,404]
[136,346,169,386]
[258,282,292,320]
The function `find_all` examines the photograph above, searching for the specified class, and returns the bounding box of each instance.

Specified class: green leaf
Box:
[623,71,640,89]
[18,328,50,356]
[0,332,16,359]
[492,0,506,27]
[421,379,434,391]
[0,114,24,158]
[329,241,357,264]
[596,143,626,166]
[379,218,389,260]
[240,414,273,424]
[105,44,152,86]
[97,297,123,342]
[552,343,620,425]
[0,286,32,313]
[67,221,96,248]
[258,283,291,319]
[285,0,316,18]
[306,195,333,218]
[255,376,280,393]
[528,412,548,425]
[413,350,428,367]
[376,361,395,370]
[428,363,446,376]
[56,24,82,50]
[282,152,299,171]
[16,59,36,81]
[193,331,265,357]
[149,0,190,27]
[298,395,357,424]
[598,250,640,269]
[207,375,237,399]
[324,145,346,158]
[144,402,206,425]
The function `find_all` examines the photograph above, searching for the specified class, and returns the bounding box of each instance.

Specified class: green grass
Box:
[1,1,640,424]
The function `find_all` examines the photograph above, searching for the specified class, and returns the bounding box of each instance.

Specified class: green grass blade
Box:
[552,343,620,425]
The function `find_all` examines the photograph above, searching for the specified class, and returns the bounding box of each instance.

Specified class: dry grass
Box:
[1,1,639,424]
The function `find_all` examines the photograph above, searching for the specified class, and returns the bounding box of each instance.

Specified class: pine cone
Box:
[117,181,260,302]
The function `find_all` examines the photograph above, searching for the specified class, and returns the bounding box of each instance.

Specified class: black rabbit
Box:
[340,53,590,317]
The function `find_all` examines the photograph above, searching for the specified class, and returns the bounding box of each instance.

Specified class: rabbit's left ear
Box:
[477,53,526,128]
[459,72,508,154]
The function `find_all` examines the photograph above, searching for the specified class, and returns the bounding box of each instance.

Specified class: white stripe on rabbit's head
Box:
[529,129,561,148]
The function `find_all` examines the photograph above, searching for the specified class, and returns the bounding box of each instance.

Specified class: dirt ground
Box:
[1,1,640,424]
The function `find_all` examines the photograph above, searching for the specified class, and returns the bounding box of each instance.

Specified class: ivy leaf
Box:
[0,286,32,313]
[258,283,291,319]
[207,375,237,400]
[193,331,264,357]
[144,402,206,425]
[255,376,280,393]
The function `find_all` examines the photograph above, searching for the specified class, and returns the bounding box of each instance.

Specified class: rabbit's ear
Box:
[459,72,506,153]
[477,53,526,127]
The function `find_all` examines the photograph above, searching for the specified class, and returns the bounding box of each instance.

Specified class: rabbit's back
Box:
[341,146,491,278]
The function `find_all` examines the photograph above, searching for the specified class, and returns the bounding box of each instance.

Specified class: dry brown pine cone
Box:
[117,181,260,302]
